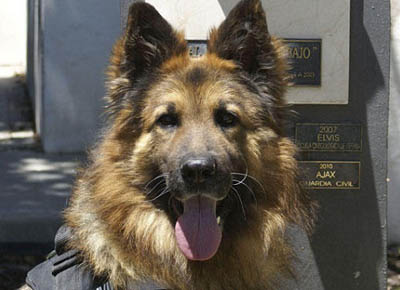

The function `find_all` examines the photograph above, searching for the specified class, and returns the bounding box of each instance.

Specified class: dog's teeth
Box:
[217,216,221,225]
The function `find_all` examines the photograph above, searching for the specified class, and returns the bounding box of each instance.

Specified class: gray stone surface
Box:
[278,225,324,290]
[292,1,390,289]
[0,77,33,131]
[0,76,36,151]
[32,1,121,153]
[0,151,82,244]
[388,0,400,245]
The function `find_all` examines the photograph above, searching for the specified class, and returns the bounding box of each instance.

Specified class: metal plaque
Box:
[298,161,360,190]
[295,123,362,152]
[284,39,321,86]
[187,40,207,58]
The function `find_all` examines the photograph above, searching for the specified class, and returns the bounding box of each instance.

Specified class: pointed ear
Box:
[208,0,275,75]
[121,2,187,80]
[209,0,289,128]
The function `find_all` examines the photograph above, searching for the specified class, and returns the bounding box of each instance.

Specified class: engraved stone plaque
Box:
[187,40,207,57]
[298,161,360,190]
[284,39,321,86]
[295,123,362,152]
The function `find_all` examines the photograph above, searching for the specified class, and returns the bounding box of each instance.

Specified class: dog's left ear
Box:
[208,0,278,76]
[208,0,288,129]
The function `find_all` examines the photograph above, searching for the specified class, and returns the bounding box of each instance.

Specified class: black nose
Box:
[181,158,217,184]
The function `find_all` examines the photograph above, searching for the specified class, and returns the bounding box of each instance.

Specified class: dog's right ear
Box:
[109,3,187,83]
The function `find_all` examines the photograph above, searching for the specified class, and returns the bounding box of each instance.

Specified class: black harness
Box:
[26,225,112,290]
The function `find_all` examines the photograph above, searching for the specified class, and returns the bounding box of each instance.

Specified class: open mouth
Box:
[147,187,238,261]
[144,174,233,261]
[174,195,224,261]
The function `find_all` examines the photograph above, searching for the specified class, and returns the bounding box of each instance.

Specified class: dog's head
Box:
[105,0,291,261]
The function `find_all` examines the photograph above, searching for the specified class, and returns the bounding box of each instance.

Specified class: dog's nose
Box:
[181,158,217,184]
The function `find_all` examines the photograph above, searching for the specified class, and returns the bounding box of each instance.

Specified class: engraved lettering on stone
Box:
[295,124,362,152]
[298,162,360,190]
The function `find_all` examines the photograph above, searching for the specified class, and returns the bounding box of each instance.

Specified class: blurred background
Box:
[0,0,398,289]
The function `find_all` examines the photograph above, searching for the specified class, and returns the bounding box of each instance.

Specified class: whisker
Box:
[145,179,166,196]
[232,178,258,208]
[232,172,267,195]
[145,174,167,190]
[232,166,248,186]
[152,185,167,197]
[237,181,258,208]
[231,187,246,220]
[148,187,170,202]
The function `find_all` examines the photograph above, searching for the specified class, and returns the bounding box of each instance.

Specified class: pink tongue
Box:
[175,196,222,261]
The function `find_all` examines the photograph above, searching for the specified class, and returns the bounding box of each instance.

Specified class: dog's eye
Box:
[156,113,179,128]
[215,110,239,128]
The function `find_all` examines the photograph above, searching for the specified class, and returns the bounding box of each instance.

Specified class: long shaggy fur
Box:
[64,1,315,289]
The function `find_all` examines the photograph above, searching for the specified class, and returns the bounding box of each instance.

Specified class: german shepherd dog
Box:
[57,0,314,289]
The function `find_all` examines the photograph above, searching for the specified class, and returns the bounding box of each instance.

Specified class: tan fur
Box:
[64,1,315,289]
